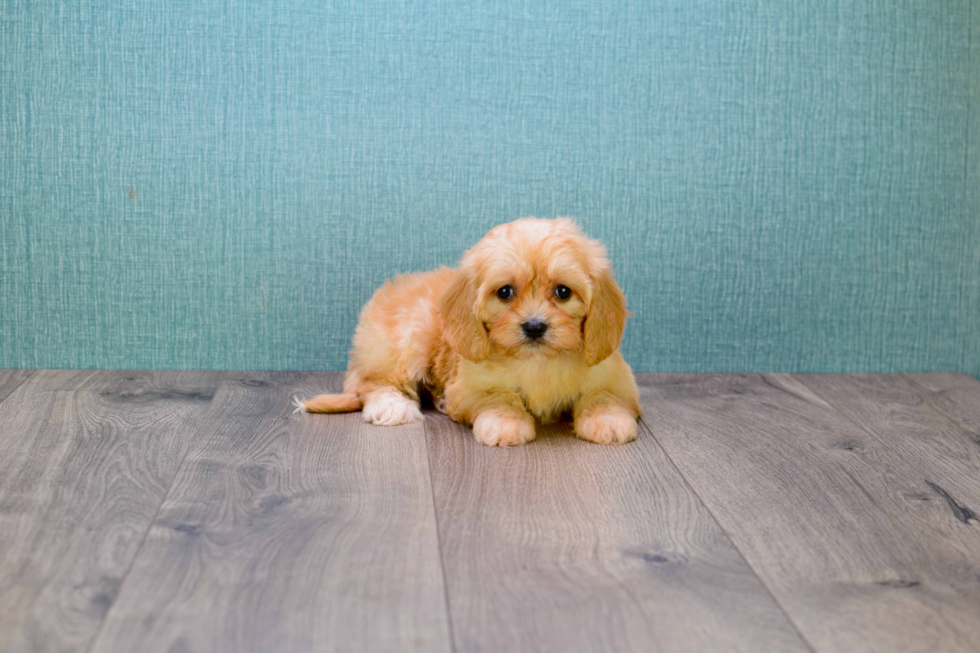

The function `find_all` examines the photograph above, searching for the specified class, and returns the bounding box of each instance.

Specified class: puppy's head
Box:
[440,217,627,366]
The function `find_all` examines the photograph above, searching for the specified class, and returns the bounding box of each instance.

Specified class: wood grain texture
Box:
[797,373,980,524]
[91,372,452,653]
[0,370,223,653]
[638,373,980,653]
[0,369,33,403]
[426,412,809,653]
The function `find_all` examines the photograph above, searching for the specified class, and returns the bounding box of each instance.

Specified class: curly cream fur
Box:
[299,217,641,446]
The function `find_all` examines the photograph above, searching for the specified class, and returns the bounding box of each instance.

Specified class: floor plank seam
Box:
[636,415,818,653]
[83,371,228,653]
[794,373,980,526]
[0,369,35,405]
[791,374,924,461]
[904,371,980,398]
[788,376,895,446]
[422,415,459,653]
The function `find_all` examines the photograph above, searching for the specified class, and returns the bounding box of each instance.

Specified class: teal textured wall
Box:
[1,1,978,373]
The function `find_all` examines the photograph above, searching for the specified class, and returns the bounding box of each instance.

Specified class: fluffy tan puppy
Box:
[296,217,641,446]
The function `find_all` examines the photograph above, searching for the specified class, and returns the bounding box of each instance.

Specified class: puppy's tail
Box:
[293,393,363,414]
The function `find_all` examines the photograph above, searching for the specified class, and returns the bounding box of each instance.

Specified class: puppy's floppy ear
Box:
[582,264,627,366]
[440,268,491,362]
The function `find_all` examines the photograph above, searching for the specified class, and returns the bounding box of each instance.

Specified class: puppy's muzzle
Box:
[521,319,548,341]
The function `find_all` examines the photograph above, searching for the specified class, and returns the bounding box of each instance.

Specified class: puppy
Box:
[296,217,641,446]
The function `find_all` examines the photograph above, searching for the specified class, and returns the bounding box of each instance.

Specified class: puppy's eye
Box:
[496,285,515,300]
[555,285,572,300]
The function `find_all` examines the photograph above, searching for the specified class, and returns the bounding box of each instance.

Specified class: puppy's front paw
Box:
[575,406,637,445]
[362,390,423,426]
[472,410,535,447]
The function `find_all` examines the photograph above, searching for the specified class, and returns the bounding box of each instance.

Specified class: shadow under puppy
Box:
[296,217,641,446]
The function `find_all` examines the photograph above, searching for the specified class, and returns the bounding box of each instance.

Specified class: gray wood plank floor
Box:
[426,413,807,653]
[92,372,452,653]
[0,368,33,403]
[637,373,980,653]
[1,370,978,652]
[0,370,224,653]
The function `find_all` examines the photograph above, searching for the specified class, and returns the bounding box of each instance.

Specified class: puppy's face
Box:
[441,218,627,366]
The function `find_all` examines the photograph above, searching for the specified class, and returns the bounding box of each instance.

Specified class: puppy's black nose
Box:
[522,319,548,340]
